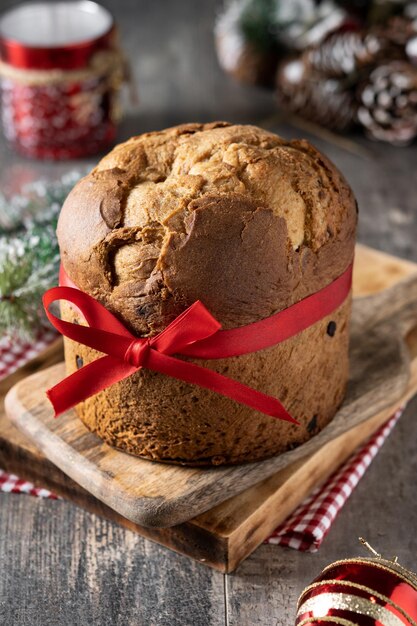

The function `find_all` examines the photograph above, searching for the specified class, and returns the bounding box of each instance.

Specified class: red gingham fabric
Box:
[1,329,59,500]
[0,468,58,499]
[0,328,58,380]
[266,407,403,551]
[0,332,404,551]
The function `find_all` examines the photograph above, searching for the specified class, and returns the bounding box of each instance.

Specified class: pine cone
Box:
[214,0,280,87]
[403,3,417,63]
[276,58,357,130]
[272,0,348,50]
[376,14,417,47]
[357,61,417,144]
[302,29,400,79]
[215,32,279,86]
[407,35,417,64]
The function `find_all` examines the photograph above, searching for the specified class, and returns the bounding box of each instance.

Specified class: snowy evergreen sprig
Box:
[0,172,83,340]
[0,170,82,235]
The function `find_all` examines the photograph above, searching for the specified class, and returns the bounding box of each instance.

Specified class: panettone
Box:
[57,122,357,465]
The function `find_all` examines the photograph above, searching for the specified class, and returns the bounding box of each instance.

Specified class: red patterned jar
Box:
[0,1,124,159]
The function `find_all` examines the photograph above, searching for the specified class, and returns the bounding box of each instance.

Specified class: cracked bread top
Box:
[57,122,357,335]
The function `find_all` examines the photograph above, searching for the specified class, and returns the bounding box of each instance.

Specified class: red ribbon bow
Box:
[43,263,353,423]
[43,286,298,423]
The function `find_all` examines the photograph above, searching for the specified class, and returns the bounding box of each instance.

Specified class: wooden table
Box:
[0,1,416,624]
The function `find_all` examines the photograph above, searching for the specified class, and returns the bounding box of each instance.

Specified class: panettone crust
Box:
[58,122,357,465]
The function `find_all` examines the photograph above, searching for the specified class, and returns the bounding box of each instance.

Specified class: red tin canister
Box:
[0,1,125,159]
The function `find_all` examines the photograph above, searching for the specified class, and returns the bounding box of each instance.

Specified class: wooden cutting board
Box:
[2,245,417,572]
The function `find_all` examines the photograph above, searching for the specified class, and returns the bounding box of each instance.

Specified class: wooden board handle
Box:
[354,272,417,337]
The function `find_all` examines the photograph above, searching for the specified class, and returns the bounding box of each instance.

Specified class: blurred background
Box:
[0,0,415,163]
[0,0,279,152]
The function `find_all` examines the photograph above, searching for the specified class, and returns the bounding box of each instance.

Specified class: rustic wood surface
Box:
[0,0,416,623]
[4,247,417,534]
[2,248,417,574]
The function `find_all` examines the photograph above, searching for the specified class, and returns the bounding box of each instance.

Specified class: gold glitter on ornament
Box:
[295,539,417,626]
[299,579,417,626]
[298,591,406,626]
[298,617,367,626]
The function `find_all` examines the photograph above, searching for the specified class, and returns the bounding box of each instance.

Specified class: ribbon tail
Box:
[47,355,138,417]
[47,351,298,424]
[147,352,299,424]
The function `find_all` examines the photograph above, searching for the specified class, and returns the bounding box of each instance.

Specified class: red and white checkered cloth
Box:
[267,407,403,551]
[0,328,57,380]
[0,468,59,499]
[0,331,404,552]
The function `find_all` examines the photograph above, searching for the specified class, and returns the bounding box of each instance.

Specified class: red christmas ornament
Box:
[0,1,126,160]
[296,539,417,626]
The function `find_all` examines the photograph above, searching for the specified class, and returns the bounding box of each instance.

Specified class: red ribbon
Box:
[43,263,353,423]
